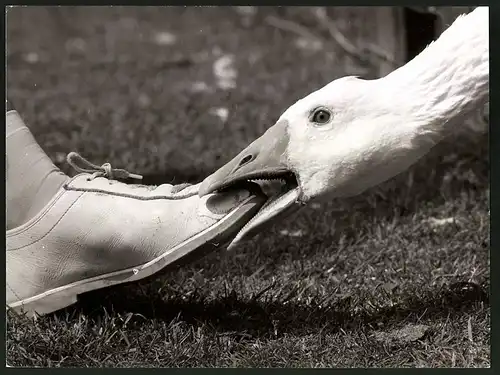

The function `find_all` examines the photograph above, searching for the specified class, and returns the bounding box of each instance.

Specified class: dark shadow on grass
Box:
[69,281,488,338]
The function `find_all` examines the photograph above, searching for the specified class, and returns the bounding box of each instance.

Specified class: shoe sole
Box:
[7,194,265,318]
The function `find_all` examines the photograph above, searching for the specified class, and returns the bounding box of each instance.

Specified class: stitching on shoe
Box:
[6,189,73,236]
[64,184,198,200]
[7,192,85,251]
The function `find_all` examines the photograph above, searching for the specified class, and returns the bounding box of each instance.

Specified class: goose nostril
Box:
[239,155,253,166]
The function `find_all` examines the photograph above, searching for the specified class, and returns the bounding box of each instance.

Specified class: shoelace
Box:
[66,152,192,194]
[66,152,143,181]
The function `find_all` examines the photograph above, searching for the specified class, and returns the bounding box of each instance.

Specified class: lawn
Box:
[6,6,490,367]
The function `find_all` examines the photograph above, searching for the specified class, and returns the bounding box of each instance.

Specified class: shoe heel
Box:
[9,291,78,318]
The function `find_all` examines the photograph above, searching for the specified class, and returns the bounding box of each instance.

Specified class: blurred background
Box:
[6,6,489,368]
[6,6,483,182]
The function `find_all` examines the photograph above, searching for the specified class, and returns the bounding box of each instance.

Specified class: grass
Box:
[6,6,490,367]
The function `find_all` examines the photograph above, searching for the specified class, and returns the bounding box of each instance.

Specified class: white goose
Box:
[199,7,489,247]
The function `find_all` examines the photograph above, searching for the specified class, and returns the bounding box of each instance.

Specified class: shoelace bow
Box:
[66,152,143,181]
[66,152,192,194]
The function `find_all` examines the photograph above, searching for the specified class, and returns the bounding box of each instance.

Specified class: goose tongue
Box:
[198,120,304,248]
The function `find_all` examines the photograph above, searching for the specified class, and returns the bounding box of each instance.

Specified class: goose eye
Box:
[311,109,332,125]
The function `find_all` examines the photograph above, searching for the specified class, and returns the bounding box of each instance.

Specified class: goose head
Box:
[199,75,438,202]
[198,7,488,247]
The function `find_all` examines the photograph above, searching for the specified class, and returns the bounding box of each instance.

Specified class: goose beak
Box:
[199,120,293,197]
[198,120,303,249]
